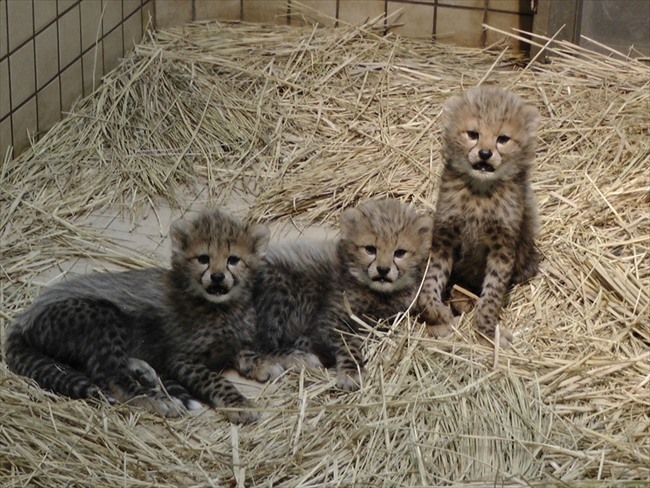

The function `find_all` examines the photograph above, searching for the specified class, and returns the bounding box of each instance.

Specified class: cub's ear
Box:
[170,218,191,254]
[522,104,541,138]
[340,207,363,238]
[442,94,464,116]
[414,214,434,243]
[249,223,270,256]
[412,214,434,256]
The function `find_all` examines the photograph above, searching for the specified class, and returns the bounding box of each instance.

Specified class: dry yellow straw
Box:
[1,17,648,486]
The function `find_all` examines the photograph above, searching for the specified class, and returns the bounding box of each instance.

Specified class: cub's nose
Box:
[478,149,492,160]
[210,272,225,283]
[377,266,390,276]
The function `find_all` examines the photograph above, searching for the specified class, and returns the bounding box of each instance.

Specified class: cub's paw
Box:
[277,350,324,370]
[420,300,454,329]
[159,397,187,418]
[294,352,323,369]
[127,358,158,387]
[171,390,203,412]
[250,359,285,382]
[426,323,454,338]
[474,314,514,348]
[478,328,514,348]
[420,300,455,339]
[235,349,264,377]
[128,392,186,418]
[183,399,204,411]
[87,384,116,404]
[223,398,259,424]
[336,369,363,392]
[160,379,203,411]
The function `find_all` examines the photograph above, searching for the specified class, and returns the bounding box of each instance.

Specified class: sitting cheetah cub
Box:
[4,209,270,423]
[254,199,433,391]
[419,86,541,347]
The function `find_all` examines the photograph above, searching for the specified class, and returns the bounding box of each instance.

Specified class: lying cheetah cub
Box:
[5,209,270,423]
[419,86,541,347]
[254,199,433,391]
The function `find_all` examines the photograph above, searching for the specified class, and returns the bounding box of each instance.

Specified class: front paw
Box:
[250,360,285,382]
[426,323,454,338]
[277,350,324,370]
[476,327,514,348]
[474,314,513,348]
[128,392,187,418]
[420,300,454,338]
[158,396,187,418]
[127,358,158,387]
[336,369,363,391]
[222,397,259,424]
[295,352,323,368]
[497,328,514,348]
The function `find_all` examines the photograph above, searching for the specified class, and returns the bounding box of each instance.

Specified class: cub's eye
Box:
[227,256,240,266]
[197,255,210,265]
[364,245,377,255]
[497,135,510,144]
[467,130,479,140]
[394,249,407,259]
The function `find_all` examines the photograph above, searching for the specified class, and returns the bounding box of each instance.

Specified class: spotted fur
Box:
[254,199,433,390]
[419,86,540,347]
[4,209,270,423]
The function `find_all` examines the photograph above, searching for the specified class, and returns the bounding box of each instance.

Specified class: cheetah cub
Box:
[4,209,270,423]
[419,86,541,347]
[254,199,433,391]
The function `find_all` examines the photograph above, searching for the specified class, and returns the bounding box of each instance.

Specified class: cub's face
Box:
[340,200,433,294]
[442,86,540,184]
[170,210,269,304]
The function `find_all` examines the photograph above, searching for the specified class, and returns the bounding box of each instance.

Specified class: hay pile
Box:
[1,15,648,487]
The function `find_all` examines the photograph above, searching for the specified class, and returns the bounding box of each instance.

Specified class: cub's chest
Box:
[342,285,413,324]
[179,314,249,351]
[440,185,523,233]
[179,319,247,370]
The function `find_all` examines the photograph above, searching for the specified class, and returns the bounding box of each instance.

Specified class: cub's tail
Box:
[4,327,102,400]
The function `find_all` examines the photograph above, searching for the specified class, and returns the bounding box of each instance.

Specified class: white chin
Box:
[203,290,232,303]
[473,169,497,179]
[369,280,395,292]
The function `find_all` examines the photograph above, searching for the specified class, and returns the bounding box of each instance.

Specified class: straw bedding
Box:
[1,14,648,487]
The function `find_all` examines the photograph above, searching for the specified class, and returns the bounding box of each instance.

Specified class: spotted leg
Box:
[329,328,365,392]
[167,357,258,424]
[474,238,515,347]
[418,236,455,338]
